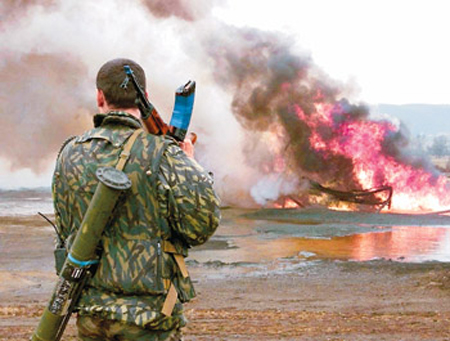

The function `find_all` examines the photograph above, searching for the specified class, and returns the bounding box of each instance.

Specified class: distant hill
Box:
[371,104,450,136]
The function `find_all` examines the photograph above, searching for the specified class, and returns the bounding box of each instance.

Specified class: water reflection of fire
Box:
[224,226,450,264]
[350,226,449,261]
[273,227,450,263]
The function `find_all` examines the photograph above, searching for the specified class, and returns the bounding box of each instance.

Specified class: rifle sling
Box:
[116,129,143,171]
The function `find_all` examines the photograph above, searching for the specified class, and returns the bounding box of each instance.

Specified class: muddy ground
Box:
[1,211,450,341]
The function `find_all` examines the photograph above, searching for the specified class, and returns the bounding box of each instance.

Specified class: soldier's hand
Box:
[180,138,194,158]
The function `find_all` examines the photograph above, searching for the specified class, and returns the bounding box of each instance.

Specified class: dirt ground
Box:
[1,214,450,341]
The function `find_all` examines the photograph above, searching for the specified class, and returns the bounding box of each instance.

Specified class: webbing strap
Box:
[163,240,189,278]
[173,254,189,279]
[161,283,178,317]
[163,278,171,291]
[161,240,190,316]
[115,129,143,171]
[162,240,177,253]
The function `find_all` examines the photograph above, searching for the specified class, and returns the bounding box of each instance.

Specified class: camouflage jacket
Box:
[52,111,221,330]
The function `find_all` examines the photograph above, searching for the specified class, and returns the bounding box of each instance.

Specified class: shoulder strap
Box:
[115,128,144,171]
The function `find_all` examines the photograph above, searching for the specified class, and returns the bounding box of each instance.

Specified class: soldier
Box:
[52,58,221,341]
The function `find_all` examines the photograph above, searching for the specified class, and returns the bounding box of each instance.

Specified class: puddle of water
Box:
[278,226,450,262]
[190,208,450,266]
[191,226,450,264]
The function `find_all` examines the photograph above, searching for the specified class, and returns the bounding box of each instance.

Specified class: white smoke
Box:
[0,0,264,206]
[250,174,300,206]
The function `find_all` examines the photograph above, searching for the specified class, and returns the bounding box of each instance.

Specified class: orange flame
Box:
[301,102,450,212]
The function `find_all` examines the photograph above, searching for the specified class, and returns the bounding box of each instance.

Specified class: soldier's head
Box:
[96,58,146,110]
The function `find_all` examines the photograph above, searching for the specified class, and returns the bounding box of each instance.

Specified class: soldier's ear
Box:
[97,89,106,112]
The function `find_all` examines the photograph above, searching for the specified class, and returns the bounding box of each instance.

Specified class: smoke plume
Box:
[0,0,56,19]
[0,0,445,209]
[140,0,221,22]
[199,23,447,209]
[203,26,369,187]
[0,52,92,172]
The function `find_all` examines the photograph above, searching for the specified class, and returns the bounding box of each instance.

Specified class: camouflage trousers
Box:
[77,315,183,341]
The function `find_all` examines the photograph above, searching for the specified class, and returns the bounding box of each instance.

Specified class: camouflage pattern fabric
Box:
[77,315,183,341]
[52,111,221,331]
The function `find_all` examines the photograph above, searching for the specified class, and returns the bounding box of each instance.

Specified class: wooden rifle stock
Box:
[141,106,170,136]
[123,65,195,143]
[122,65,171,137]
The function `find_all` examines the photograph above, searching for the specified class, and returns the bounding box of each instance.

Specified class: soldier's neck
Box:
[99,104,141,119]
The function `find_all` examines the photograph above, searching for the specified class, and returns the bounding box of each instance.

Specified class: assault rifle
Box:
[121,65,196,142]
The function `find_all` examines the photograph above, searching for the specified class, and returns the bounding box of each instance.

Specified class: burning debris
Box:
[310,181,393,211]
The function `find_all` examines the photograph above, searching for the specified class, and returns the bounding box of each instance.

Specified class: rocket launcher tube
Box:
[31,167,131,341]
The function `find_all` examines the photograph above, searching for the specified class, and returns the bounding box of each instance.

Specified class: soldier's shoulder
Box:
[56,135,78,160]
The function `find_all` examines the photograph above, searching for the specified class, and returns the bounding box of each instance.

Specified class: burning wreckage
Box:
[246,96,449,213]
[207,28,450,213]
[245,96,448,213]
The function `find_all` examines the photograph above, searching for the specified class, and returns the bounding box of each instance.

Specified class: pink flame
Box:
[295,102,449,211]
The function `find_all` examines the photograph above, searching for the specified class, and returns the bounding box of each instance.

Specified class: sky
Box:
[215,0,450,105]
[1,0,449,193]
